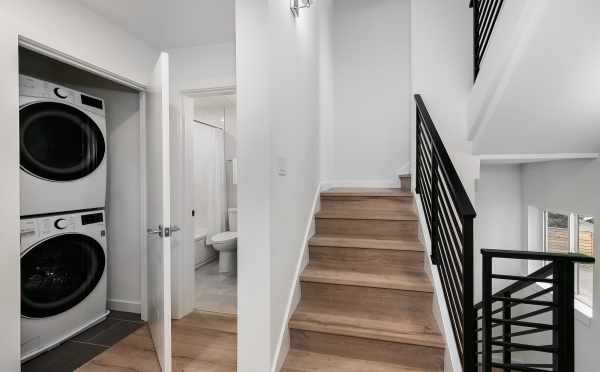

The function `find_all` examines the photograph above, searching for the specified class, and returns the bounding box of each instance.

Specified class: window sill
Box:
[534,282,593,327]
[574,300,593,327]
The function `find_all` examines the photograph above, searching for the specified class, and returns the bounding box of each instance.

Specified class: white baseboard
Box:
[108,299,141,314]
[414,194,462,372]
[321,179,401,189]
[271,184,321,372]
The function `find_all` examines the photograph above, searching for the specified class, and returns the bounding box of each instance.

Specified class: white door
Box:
[146,52,172,372]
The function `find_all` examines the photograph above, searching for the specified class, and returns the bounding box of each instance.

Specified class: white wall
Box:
[521,159,600,371]
[169,43,236,94]
[320,0,411,186]
[318,0,335,183]
[167,42,236,318]
[474,164,524,301]
[236,0,321,370]
[470,0,600,155]
[268,0,320,365]
[236,0,271,370]
[0,2,158,367]
[410,0,473,153]
[467,1,541,140]
[0,0,158,87]
[0,17,21,372]
[410,0,480,204]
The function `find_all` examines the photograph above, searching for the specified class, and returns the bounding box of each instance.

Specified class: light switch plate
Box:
[277,156,287,176]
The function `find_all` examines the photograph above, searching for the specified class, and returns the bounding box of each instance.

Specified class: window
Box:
[543,210,594,308]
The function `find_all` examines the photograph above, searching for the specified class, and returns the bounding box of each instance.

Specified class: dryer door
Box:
[21,233,106,318]
[20,102,106,181]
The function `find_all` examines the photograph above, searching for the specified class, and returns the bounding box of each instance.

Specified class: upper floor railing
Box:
[470,0,505,80]
[475,250,595,372]
[414,94,477,371]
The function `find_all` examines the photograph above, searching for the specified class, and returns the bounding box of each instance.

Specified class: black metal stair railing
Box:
[470,0,505,80]
[414,94,477,371]
[474,249,595,372]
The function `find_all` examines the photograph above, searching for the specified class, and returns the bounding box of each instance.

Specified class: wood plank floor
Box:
[77,311,236,372]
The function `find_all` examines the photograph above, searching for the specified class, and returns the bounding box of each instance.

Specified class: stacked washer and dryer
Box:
[19,75,110,361]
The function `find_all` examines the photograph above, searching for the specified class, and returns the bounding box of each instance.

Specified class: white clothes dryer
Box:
[19,75,107,216]
[20,209,109,362]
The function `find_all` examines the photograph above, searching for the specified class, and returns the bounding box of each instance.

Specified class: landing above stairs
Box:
[282,187,445,372]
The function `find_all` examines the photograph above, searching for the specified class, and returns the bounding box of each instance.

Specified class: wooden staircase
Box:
[282,188,445,372]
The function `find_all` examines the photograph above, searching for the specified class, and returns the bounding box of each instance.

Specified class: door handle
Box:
[147,225,163,237]
[164,225,181,237]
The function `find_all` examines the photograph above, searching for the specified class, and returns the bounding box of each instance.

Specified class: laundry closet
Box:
[18,47,145,362]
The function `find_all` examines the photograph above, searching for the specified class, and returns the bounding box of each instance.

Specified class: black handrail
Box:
[414,94,476,371]
[470,0,505,80]
[475,249,595,372]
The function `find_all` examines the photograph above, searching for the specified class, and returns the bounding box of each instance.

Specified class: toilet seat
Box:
[212,231,237,243]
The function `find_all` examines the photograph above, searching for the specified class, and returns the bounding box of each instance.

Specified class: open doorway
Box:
[189,93,238,316]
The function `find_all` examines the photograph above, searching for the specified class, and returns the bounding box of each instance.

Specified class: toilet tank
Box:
[228,208,238,232]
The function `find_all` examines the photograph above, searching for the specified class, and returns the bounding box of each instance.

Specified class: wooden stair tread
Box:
[282,349,437,372]
[301,265,433,293]
[315,209,417,221]
[321,188,412,197]
[290,303,445,349]
[309,235,423,251]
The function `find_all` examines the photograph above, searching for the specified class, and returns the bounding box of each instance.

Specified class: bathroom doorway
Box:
[190,93,238,315]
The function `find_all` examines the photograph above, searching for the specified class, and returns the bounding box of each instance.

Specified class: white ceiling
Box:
[80,0,235,50]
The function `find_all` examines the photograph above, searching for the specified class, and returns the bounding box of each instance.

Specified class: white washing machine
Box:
[20,75,107,217]
[20,209,109,362]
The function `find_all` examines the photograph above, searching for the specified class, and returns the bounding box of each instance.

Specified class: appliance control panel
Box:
[20,211,105,250]
[19,75,105,117]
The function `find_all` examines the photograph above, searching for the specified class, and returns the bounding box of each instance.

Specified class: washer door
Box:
[21,234,106,318]
[20,102,106,181]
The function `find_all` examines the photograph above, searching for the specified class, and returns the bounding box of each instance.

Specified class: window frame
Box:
[542,209,594,309]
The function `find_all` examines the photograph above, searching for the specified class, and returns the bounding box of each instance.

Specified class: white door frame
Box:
[171,85,236,319]
[17,36,151,321]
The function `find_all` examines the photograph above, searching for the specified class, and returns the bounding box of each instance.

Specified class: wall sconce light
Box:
[291,0,313,17]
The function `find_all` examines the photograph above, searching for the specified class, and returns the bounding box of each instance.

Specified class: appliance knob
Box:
[54,218,68,230]
[54,88,69,99]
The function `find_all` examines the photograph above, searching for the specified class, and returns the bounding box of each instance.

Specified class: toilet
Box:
[211,208,238,274]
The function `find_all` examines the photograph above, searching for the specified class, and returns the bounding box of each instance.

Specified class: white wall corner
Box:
[271,184,321,372]
[414,194,463,372]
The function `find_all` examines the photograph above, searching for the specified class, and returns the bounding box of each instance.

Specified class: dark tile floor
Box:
[22,311,145,372]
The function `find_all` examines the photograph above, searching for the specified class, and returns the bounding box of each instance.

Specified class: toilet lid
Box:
[211,231,237,243]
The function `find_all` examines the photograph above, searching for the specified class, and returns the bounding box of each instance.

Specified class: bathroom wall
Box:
[224,103,238,211]
[194,97,238,212]
[19,48,144,314]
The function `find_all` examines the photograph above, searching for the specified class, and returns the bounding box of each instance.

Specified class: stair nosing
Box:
[315,211,418,221]
[283,349,438,372]
[309,235,424,251]
[320,191,412,198]
[300,269,434,293]
[288,317,445,350]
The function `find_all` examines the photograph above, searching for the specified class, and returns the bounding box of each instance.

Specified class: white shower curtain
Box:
[192,124,226,243]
